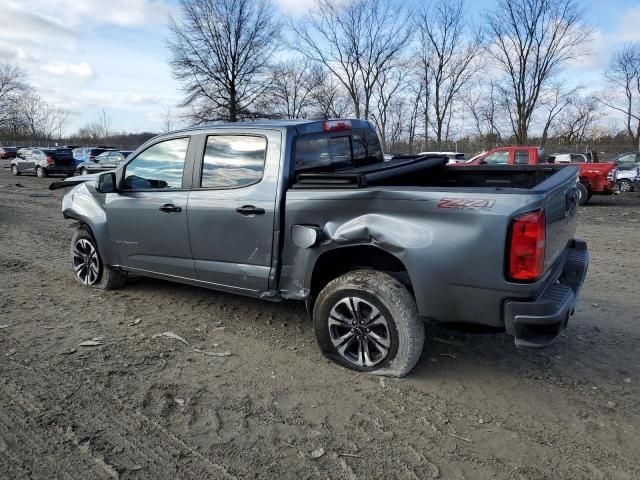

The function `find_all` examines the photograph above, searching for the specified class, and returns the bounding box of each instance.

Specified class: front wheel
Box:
[313,270,425,377]
[11,165,19,176]
[36,166,47,178]
[618,179,633,193]
[71,227,126,289]
[577,183,589,206]
[80,168,88,176]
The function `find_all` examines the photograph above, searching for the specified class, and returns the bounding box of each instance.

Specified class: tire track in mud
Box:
[0,363,237,480]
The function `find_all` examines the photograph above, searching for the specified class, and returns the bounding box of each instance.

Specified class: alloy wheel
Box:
[619,180,632,192]
[328,297,391,368]
[72,238,101,285]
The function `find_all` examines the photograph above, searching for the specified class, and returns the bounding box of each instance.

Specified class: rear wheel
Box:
[11,165,19,176]
[70,227,126,289]
[80,168,88,175]
[618,179,633,193]
[577,183,589,206]
[36,166,47,178]
[313,270,425,377]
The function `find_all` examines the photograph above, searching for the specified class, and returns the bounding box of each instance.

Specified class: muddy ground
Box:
[0,165,639,480]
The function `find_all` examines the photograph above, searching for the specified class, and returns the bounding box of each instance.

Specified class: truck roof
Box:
[170,118,375,136]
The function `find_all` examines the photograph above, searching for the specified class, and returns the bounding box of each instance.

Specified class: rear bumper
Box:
[504,239,589,348]
[45,165,76,175]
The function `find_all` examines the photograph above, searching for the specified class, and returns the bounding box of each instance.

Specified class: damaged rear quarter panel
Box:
[279,187,545,325]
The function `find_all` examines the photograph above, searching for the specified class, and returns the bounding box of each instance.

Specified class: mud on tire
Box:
[70,226,126,290]
[313,270,425,377]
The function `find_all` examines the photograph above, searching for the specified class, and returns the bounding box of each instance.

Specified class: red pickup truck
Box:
[462,147,617,205]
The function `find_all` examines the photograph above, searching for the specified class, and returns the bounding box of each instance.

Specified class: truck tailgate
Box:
[542,169,579,272]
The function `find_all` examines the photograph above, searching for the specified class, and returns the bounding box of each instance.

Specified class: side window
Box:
[122,137,189,190]
[200,135,267,189]
[514,150,530,165]
[570,154,586,163]
[483,150,509,165]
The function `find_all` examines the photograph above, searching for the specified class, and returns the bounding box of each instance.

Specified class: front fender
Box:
[62,183,118,266]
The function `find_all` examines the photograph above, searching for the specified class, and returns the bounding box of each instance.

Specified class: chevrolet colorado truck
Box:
[51,119,589,377]
[463,146,617,205]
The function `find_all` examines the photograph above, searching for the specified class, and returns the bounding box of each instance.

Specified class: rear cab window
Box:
[293,127,383,173]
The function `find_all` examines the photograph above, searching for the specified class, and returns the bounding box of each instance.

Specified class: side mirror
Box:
[97,172,116,193]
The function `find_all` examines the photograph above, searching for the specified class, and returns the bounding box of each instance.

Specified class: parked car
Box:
[551,152,596,163]
[418,151,466,163]
[11,147,75,177]
[0,146,19,159]
[609,152,639,171]
[461,146,617,205]
[75,151,131,175]
[617,166,640,192]
[633,171,640,192]
[72,146,117,166]
[50,119,588,377]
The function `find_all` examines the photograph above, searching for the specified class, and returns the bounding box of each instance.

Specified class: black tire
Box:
[36,166,47,178]
[11,165,19,176]
[618,179,633,193]
[70,227,126,290]
[80,168,88,176]
[313,270,425,377]
[577,183,589,206]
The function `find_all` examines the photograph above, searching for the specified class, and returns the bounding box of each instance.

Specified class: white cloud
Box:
[273,0,317,16]
[41,62,95,79]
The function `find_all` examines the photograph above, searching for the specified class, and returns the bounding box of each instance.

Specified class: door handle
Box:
[159,204,182,213]
[235,205,265,216]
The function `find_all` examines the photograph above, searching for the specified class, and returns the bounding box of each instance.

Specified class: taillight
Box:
[46,156,55,165]
[507,210,545,282]
[323,119,351,132]
[607,168,617,181]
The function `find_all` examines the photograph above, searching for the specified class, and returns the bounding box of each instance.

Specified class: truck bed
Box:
[292,155,571,191]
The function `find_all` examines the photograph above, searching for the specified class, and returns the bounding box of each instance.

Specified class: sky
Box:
[0,0,639,135]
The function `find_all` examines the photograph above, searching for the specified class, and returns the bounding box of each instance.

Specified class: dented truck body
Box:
[56,119,588,350]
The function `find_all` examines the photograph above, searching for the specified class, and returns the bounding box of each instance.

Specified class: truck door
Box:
[186,130,281,292]
[104,136,196,278]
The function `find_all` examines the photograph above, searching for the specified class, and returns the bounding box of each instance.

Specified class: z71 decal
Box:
[437,198,496,210]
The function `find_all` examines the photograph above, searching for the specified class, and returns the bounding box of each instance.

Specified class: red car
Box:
[459,147,617,205]
[0,146,19,159]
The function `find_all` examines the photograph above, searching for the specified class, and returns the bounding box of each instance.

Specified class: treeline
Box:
[168,0,640,153]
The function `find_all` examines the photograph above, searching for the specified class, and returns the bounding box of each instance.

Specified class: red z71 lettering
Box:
[438,198,496,209]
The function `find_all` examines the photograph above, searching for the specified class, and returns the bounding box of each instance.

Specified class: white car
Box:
[617,166,639,192]
[418,151,465,164]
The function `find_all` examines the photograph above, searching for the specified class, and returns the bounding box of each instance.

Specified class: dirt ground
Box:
[0,165,639,480]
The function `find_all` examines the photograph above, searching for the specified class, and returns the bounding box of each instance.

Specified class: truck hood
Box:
[49,173,100,190]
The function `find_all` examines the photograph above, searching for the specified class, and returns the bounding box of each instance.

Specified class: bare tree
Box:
[539,82,577,146]
[168,0,281,123]
[554,94,601,144]
[159,106,177,132]
[416,0,483,148]
[0,64,28,130]
[290,0,410,120]
[485,0,591,143]
[463,80,503,146]
[310,75,354,118]
[601,42,640,147]
[78,109,112,142]
[264,60,324,119]
[370,67,407,152]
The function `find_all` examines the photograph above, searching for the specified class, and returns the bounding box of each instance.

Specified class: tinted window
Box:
[514,150,529,164]
[122,137,189,190]
[570,154,586,163]
[483,151,509,165]
[294,134,352,171]
[200,135,266,189]
[351,128,384,167]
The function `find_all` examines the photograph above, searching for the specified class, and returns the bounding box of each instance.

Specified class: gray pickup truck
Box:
[52,119,588,376]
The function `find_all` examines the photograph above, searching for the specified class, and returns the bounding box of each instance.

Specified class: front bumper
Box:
[504,240,589,348]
